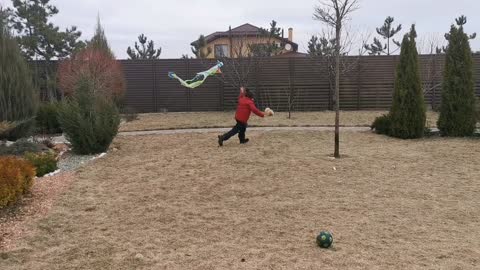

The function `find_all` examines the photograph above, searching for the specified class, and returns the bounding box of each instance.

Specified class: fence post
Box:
[153,60,157,112]
[255,59,260,106]
[432,55,438,110]
[328,63,332,111]
[289,58,295,112]
[357,56,362,110]
[186,58,191,112]
[219,77,224,111]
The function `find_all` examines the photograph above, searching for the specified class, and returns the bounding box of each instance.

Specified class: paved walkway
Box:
[50,126,450,142]
[51,126,371,143]
[118,126,372,136]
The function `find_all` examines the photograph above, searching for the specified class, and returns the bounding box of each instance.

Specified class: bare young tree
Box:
[417,33,445,110]
[217,33,258,88]
[313,0,359,158]
[417,33,444,55]
[285,82,302,119]
[265,77,302,119]
[192,31,279,97]
[309,26,370,111]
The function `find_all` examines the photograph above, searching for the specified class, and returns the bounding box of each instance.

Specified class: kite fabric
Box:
[168,61,224,89]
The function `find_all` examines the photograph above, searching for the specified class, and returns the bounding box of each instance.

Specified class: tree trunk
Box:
[387,36,390,56]
[334,22,341,158]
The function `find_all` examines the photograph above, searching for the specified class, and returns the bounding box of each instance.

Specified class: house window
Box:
[214,44,230,58]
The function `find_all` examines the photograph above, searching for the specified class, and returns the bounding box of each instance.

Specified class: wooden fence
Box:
[121,55,480,112]
[38,55,480,112]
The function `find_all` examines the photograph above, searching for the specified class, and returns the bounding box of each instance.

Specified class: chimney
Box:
[288,28,293,42]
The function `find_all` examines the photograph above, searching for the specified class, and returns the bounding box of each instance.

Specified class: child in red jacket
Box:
[218,87,272,146]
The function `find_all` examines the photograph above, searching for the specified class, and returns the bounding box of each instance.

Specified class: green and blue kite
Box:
[168,61,224,89]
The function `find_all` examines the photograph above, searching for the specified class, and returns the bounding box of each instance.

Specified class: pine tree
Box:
[191,35,211,59]
[8,0,84,60]
[307,36,322,56]
[250,20,283,57]
[365,16,402,55]
[127,34,161,60]
[8,0,85,100]
[0,8,38,140]
[389,25,426,139]
[438,16,477,136]
[307,35,336,56]
[89,15,114,57]
[260,20,282,37]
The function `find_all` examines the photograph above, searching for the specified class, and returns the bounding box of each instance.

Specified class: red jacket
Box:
[235,93,264,124]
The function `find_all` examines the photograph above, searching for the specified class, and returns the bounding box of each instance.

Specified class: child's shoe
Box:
[218,135,224,146]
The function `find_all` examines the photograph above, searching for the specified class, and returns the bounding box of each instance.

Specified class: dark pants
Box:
[222,120,247,143]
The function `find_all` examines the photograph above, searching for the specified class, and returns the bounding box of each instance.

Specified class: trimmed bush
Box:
[438,16,476,136]
[35,136,56,149]
[389,25,426,139]
[0,9,38,140]
[0,156,36,208]
[24,151,58,177]
[371,114,392,135]
[36,102,62,134]
[58,76,120,155]
[0,139,44,156]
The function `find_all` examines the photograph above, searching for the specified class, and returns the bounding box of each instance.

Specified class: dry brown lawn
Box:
[120,111,440,132]
[1,130,479,269]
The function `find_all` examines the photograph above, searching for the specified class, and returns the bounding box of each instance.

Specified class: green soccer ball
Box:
[316,231,333,248]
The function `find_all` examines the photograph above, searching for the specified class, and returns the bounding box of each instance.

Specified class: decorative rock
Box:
[53,143,70,154]
[134,253,144,260]
[43,170,61,178]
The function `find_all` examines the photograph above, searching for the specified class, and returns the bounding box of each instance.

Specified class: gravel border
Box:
[57,153,96,172]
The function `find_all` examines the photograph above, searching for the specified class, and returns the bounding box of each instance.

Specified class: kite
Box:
[168,61,224,89]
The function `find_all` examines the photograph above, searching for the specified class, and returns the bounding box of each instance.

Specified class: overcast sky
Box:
[1,0,479,59]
